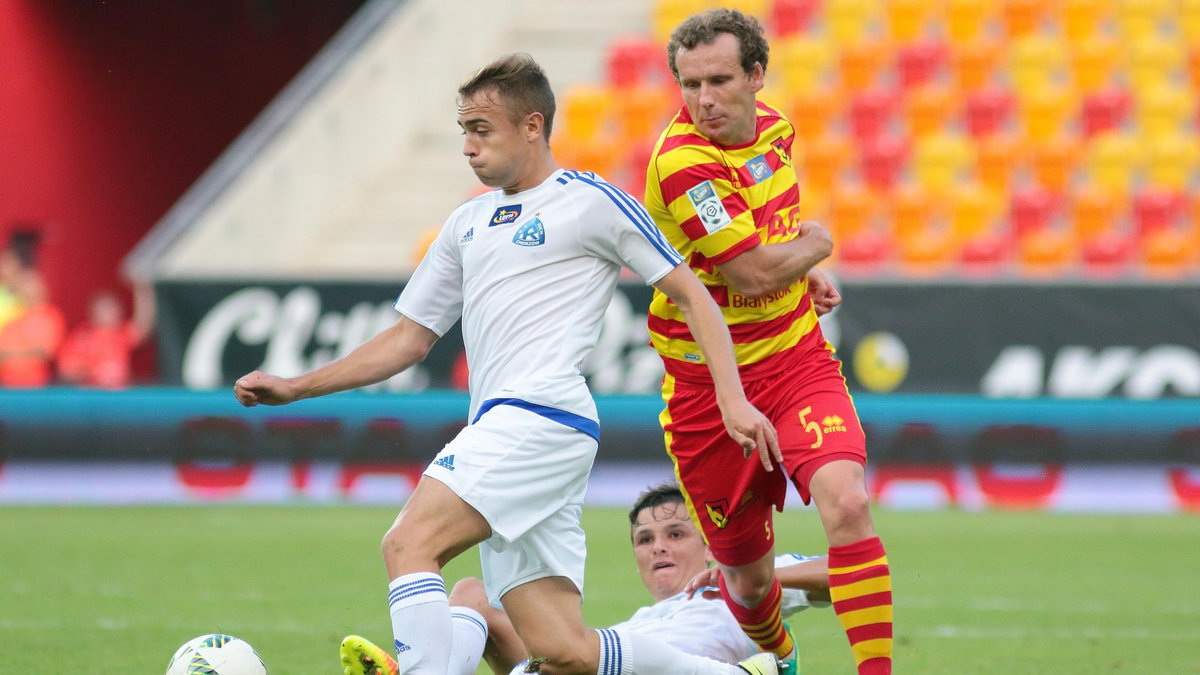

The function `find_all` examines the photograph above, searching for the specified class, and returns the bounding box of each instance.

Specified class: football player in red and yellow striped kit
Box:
[644,9,893,674]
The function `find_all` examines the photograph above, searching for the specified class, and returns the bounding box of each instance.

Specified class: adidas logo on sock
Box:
[434,455,455,471]
[395,640,411,653]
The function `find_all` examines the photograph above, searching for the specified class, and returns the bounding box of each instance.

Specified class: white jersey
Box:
[609,554,830,664]
[397,169,682,429]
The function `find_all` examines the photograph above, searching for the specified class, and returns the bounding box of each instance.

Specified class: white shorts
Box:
[423,403,598,606]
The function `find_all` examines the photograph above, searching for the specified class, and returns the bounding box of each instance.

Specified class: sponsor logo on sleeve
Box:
[686,180,733,234]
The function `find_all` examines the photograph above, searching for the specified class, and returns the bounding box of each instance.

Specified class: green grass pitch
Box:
[1,505,1197,673]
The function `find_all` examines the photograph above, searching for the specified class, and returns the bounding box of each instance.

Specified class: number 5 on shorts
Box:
[799,406,823,449]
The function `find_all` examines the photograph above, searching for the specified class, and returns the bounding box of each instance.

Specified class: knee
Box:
[822,488,874,540]
[449,577,490,612]
[725,566,775,607]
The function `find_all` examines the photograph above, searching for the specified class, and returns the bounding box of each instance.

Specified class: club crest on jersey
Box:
[512,217,546,246]
[490,205,522,226]
[686,180,733,234]
[745,155,774,184]
[770,136,791,165]
[705,499,730,529]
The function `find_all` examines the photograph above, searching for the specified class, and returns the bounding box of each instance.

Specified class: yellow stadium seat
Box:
[654,0,706,42]
[824,0,884,44]
[1137,84,1196,140]
[1183,0,1200,42]
[723,0,769,19]
[1009,36,1069,98]
[949,181,1003,241]
[561,84,614,143]
[951,37,1004,92]
[1029,135,1082,193]
[1127,37,1185,97]
[1070,35,1122,94]
[1144,132,1200,191]
[945,0,999,45]
[1085,131,1143,195]
[885,0,935,41]
[1060,0,1115,43]
[1115,0,1174,42]
[774,35,836,93]
[913,133,976,192]
[1019,86,1078,142]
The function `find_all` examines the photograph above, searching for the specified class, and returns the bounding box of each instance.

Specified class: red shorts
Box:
[661,337,866,566]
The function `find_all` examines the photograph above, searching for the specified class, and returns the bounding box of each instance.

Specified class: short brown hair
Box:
[457,52,557,140]
[666,8,769,81]
[628,482,687,528]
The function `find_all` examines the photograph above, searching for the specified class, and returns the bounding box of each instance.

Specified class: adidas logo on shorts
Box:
[433,455,456,471]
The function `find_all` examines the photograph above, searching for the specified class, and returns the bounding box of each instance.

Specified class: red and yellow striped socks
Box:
[718,573,795,659]
[829,536,893,674]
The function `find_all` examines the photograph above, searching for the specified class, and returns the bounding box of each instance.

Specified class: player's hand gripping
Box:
[684,566,723,600]
[234,371,300,407]
[721,400,782,472]
[806,267,842,316]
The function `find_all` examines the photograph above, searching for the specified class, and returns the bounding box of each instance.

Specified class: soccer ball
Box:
[166,634,267,675]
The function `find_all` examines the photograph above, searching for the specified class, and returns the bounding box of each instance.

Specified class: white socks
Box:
[387,572,451,674]
[449,606,489,675]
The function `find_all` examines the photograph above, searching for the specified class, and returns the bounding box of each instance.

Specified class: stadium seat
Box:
[770,0,821,37]
[724,0,770,19]
[965,86,1016,138]
[1143,132,1200,191]
[556,136,620,179]
[885,0,936,41]
[774,35,836,93]
[824,0,884,44]
[1085,131,1142,195]
[950,37,1004,92]
[653,0,706,42]
[1138,84,1195,140]
[1019,86,1076,142]
[913,132,975,192]
[788,87,844,142]
[848,87,895,141]
[1183,0,1200,42]
[1128,38,1185,97]
[949,181,1002,241]
[606,36,669,89]
[896,39,949,91]
[1070,35,1122,94]
[945,0,999,45]
[1018,228,1076,275]
[1080,230,1137,276]
[613,83,671,148]
[904,84,956,138]
[1010,184,1060,238]
[1141,226,1198,276]
[1029,135,1081,193]
[1070,182,1127,240]
[860,134,911,191]
[1001,0,1046,38]
[898,226,958,274]
[1060,0,1114,43]
[837,229,894,271]
[560,84,614,143]
[1116,0,1174,42]
[840,40,890,91]
[1079,88,1133,138]
[889,183,940,239]
[829,182,879,237]
[1189,44,1200,93]
[1133,187,1187,235]
[1009,36,1069,99]
[975,133,1026,193]
[801,134,854,191]
[959,231,1014,271]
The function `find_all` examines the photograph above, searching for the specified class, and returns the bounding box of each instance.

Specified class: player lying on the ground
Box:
[340,483,830,674]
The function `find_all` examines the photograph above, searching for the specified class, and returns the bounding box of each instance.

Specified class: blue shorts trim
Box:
[472,397,600,442]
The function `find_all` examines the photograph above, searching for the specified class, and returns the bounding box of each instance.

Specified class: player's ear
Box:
[524,111,545,142]
[748,62,765,93]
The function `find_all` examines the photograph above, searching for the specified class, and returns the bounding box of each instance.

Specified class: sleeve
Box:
[393,215,464,337]
[648,145,761,264]
[775,553,831,616]
[576,177,684,286]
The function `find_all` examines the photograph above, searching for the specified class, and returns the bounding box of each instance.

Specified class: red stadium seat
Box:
[1081,230,1137,276]
[1079,88,1133,138]
[1010,184,1060,238]
[849,87,896,142]
[896,40,949,91]
[771,0,821,37]
[837,230,894,272]
[960,231,1014,271]
[965,86,1016,138]
[860,134,911,191]
[1133,188,1187,236]
[606,36,670,89]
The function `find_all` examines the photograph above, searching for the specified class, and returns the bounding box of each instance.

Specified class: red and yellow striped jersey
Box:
[644,101,818,383]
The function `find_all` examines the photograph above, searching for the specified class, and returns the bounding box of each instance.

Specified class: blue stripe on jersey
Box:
[472,397,600,442]
[562,170,683,266]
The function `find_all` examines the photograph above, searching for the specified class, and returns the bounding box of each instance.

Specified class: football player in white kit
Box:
[234,53,784,675]
[340,483,831,674]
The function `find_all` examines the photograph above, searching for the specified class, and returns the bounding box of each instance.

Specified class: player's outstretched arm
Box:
[653,265,781,470]
[233,316,439,407]
[716,220,833,298]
